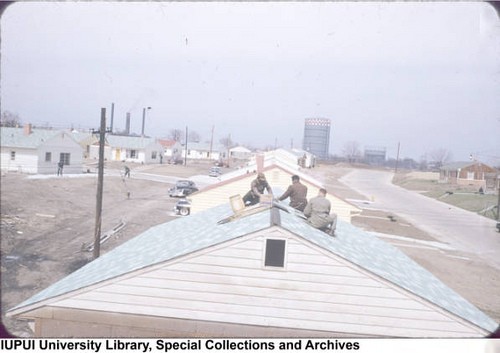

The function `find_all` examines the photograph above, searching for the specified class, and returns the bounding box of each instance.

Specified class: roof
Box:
[0,127,62,149]
[158,139,180,148]
[183,141,225,152]
[440,161,496,171]
[9,202,497,333]
[105,135,161,149]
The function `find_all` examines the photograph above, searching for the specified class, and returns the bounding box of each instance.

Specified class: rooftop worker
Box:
[243,172,273,206]
[303,188,337,236]
[278,175,308,212]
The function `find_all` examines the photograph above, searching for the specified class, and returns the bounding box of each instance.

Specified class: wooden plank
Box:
[116,276,426,309]
[136,270,398,297]
[93,283,442,320]
[54,297,477,337]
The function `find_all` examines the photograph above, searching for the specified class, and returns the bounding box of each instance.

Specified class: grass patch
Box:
[393,172,498,220]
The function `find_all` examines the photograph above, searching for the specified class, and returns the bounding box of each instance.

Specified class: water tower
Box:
[302,118,331,159]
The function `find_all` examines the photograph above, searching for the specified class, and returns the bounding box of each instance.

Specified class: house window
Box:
[152,151,157,159]
[45,152,52,162]
[59,153,70,165]
[264,239,286,268]
[127,150,138,159]
[10,151,16,161]
[467,172,475,180]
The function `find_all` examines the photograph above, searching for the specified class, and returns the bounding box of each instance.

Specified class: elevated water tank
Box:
[302,118,331,159]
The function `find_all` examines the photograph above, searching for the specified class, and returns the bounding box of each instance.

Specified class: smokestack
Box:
[125,113,131,135]
[141,108,146,137]
[110,103,115,133]
[141,107,151,137]
[23,123,32,136]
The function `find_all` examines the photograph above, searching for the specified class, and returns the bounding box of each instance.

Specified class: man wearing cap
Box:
[243,172,273,206]
[304,188,337,235]
[278,175,308,212]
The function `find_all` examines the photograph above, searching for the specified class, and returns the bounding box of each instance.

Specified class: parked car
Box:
[209,166,222,177]
[496,221,500,233]
[168,180,198,197]
[174,198,191,216]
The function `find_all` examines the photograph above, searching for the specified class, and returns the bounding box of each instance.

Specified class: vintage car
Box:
[174,198,191,216]
[168,180,198,197]
[209,166,222,177]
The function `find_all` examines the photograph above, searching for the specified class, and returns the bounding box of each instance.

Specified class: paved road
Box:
[340,169,500,270]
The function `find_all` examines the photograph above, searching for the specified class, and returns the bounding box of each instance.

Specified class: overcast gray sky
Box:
[1,1,499,163]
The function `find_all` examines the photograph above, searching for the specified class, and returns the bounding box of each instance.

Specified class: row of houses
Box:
[6,148,499,337]
[0,125,278,174]
[1,125,498,191]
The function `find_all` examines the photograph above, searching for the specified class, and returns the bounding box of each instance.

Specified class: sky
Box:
[1,1,499,164]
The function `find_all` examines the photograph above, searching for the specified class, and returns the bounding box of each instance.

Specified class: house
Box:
[89,135,164,164]
[158,139,182,161]
[69,130,98,159]
[229,146,253,160]
[188,154,360,222]
[7,201,498,337]
[181,141,224,161]
[0,125,83,174]
[440,161,498,190]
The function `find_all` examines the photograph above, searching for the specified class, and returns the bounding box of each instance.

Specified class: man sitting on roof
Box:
[243,172,273,206]
[303,188,337,236]
[278,175,308,212]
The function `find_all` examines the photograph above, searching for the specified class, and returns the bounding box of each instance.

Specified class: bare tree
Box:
[342,141,361,163]
[169,129,183,142]
[1,111,22,127]
[429,148,452,168]
[219,136,234,149]
[188,130,201,143]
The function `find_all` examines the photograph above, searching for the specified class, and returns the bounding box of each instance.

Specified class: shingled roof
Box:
[8,202,498,334]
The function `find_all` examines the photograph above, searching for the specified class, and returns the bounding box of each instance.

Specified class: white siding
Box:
[190,167,358,222]
[37,133,83,174]
[52,228,483,337]
[0,147,38,173]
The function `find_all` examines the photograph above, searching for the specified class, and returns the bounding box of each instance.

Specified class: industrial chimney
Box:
[125,113,131,135]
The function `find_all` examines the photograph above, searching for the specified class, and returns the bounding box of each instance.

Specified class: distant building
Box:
[0,125,83,174]
[364,146,386,166]
[302,118,331,160]
[89,135,163,164]
[440,161,498,190]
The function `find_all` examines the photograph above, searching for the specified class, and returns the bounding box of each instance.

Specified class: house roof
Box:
[8,202,497,333]
[440,161,496,171]
[0,127,63,149]
[158,139,180,148]
[105,135,161,149]
[183,141,225,152]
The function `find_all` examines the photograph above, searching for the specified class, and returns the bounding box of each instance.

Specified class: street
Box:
[340,169,500,271]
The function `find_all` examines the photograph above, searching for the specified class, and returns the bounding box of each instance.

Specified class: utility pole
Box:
[93,108,106,260]
[497,175,500,221]
[110,102,114,134]
[184,126,188,166]
[395,142,401,174]
[209,125,214,159]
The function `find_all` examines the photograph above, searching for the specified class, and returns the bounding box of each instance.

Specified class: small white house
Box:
[89,135,164,164]
[0,125,84,174]
[158,139,182,160]
[181,141,225,161]
[229,146,253,160]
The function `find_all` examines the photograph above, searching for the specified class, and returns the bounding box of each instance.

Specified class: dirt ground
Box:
[1,162,499,337]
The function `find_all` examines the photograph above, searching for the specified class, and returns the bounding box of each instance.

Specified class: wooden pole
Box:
[395,142,401,174]
[184,126,188,166]
[93,108,106,260]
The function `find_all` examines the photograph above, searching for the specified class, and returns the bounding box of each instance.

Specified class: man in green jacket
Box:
[304,188,337,235]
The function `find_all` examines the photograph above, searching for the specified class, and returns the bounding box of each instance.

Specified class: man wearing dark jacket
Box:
[243,172,273,206]
[278,175,308,211]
